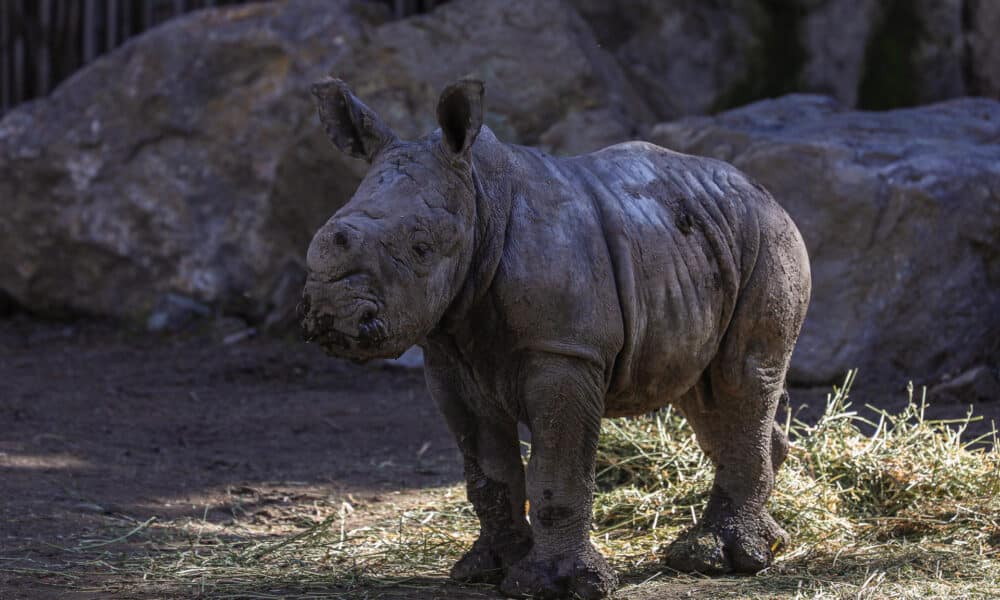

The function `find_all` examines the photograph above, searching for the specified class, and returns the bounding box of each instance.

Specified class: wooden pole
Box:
[107,0,119,50]
[122,0,132,40]
[83,0,97,63]
[67,0,80,71]
[1,0,10,113]
[51,0,62,82]
[13,0,25,107]
[37,0,52,95]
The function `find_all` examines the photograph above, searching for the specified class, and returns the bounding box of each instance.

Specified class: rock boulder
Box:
[332,0,652,155]
[0,0,383,326]
[573,0,999,117]
[967,0,1000,99]
[571,0,771,120]
[0,0,650,327]
[651,95,1000,387]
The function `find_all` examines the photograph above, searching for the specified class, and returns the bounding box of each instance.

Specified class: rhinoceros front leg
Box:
[453,419,533,584]
[428,371,532,584]
[499,355,617,600]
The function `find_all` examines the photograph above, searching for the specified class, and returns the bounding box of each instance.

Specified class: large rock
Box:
[571,0,771,120]
[0,0,650,326]
[651,95,1000,387]
[967,0,1000,98]
[808,0,978,109]
[910,0,966,103]
[574,0,998,118]
[570,0,892,117]
[0,0,384,326]
[332,0,652,155]
[798,0,884,107]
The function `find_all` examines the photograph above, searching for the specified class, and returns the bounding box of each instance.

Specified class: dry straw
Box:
[20,371,1000,598]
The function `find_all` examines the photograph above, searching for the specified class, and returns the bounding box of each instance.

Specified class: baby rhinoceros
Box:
[300,78,811,599]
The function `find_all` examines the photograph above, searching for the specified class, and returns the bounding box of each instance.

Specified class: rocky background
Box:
[0,0,997,397]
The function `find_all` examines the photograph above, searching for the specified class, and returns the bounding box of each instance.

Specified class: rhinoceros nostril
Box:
[360,309,376,324]
[297,294,312,320]
[317,313,336,330]
[333,231,349,247]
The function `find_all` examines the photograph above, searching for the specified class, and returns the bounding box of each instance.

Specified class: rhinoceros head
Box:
[300,77,484,361]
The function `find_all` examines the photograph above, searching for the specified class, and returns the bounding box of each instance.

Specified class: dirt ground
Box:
[1,316,996,599]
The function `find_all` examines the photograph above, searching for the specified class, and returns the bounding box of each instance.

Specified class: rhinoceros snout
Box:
[299,287,388,358]
[300,309,344,347]
[297,292,317,342]
[299,292,338,345]
[357,312,388,349]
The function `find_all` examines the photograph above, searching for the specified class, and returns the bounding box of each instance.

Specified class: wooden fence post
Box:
[1,0,9,113]
[107,0,118,50]
[13,0,25,108]
[83,0,97,63]
[37,0,52,95]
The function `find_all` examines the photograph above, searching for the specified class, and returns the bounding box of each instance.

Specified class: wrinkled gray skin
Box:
[301,78,811,599]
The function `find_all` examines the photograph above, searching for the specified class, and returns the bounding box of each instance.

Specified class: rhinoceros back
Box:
[567,142,789,416]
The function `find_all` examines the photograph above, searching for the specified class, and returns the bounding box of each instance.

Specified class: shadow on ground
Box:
[0,317,461,598]
[2,317,996,599]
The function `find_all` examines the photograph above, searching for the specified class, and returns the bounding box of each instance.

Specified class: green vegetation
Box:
[29,372,1000,598]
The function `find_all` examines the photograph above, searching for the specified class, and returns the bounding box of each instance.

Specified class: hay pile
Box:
[102,372,1000,598]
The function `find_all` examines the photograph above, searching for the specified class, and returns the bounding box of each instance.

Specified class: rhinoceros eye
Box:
[412,242,431,258]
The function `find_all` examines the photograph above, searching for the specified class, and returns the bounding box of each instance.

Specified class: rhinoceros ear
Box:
[436,79,484,158]
[312,77,396,162]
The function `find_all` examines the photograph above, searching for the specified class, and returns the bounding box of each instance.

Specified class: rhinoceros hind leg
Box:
[668,370,794,573]
[665,378,790,574]
[663,496,789,574]
[665,221,808,574]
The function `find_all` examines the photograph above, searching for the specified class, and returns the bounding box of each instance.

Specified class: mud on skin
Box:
[301,76,811,598]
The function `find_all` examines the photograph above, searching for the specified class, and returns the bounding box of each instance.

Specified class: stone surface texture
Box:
[0,0,382,325]
[0,0,650,327]
[651,95,1000,386]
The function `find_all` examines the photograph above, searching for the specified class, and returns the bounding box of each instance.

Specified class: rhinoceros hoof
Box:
[664,513,788,575]
[499,544,617,599]
[450,534,532,584]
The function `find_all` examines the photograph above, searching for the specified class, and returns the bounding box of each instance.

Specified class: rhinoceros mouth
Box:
[302,312,402,362]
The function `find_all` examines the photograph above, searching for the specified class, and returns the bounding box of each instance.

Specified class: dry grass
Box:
[17,372,1000,598]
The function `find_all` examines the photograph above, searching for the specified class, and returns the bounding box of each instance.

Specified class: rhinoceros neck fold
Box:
[435,129,516,336]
